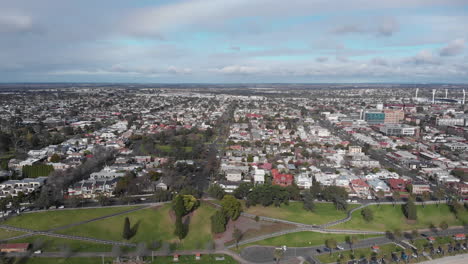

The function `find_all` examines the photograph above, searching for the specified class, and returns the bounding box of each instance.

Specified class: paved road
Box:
[418,253,468,264]
[225,200,447,248]
[240,227,467,264]
[8,249,256,264]
[0,224,136,247]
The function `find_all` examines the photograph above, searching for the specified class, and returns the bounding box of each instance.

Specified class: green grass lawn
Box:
[8,235,114,252]
[240,231,380,248]
[59,203,216,250]
[156,144,173,152]
[20,254,237,264]
[0,229,25,240]
[244,201,359,226]
[3,206,141,231]
[333,204,467,231]
[318,243,402,263]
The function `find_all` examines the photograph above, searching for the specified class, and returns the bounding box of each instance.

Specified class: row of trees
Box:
[303,183,349,211]
[239,183,300,207]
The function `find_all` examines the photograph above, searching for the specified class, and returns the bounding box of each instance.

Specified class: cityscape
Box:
[1,1,468,264]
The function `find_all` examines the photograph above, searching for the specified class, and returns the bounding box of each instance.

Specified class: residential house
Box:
[225,170,243,182]
[350,179,370,198]
[252,167,265,185]
[412,180,431,194]
[295,172,312,189]
[272,169,293,187]
[387,178,408,192]
[367,178,390,193]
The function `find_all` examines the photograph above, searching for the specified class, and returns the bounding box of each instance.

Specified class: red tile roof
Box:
[351,179,369,187]
[0,243,29,250]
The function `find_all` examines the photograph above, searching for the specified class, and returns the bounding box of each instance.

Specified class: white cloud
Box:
[0,13,34,33]
[405,50,439,65]
[167,66,192,75]
[212,65,265,75]
[121,0,463,37]
[377,17,399,36]
[439,38,465,56]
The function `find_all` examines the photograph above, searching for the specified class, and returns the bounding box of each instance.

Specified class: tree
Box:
[434,189,445,207]
[49,153,61,163]
[11,196,21,212]
[0,199,8,214]
[439,221,448,231]
[361,207,374,222]
[406,183,413,194]
[421,191,431,208]
[303,191,315,212]
[392,192,400,207]
[97,194,111,206]
[376,190,385,206]
[274,248,284,264]
[122,217,132,240]
[221,195,242,221]
[207,184,225,200]
[174,216,187,240]
[325,238,337,255]
[322,186,348,211]
[403,199,417,220]
[210,211,227,233]
[182,195,199,213]
[233,182,252,199]
[173,195,186,218]
[233,227,243,249]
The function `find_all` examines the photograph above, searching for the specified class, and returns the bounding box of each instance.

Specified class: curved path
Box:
[0,203,168,246]
[0,199,454,264]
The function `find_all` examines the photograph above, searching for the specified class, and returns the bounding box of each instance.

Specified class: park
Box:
[0,197,466,264]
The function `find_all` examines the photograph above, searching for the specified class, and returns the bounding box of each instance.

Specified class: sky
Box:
[1,0,468,83]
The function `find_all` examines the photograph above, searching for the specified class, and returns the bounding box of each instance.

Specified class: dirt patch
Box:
[214,215,295,249]
[150,204,164,211]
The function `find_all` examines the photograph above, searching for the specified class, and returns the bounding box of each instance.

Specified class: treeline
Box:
[22,164,54,178]
[0,122,103,156]
[130,127,213,160]
[302,179,349,211]
[35,146,116,209]
[209,181,349,212]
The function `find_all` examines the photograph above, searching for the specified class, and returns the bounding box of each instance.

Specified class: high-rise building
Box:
[384,109,404,124]
[364,111,385,124]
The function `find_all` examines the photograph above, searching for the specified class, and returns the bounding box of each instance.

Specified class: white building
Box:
[252,167,265,185]
[295,172,312,189]
[225,170,242,182]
